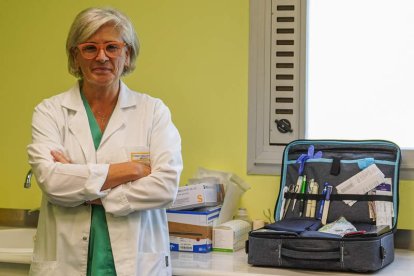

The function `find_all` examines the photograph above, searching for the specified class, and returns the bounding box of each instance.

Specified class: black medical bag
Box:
[246,140,401,272]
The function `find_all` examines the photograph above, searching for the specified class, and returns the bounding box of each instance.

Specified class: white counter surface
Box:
[171,249,414,276]
[0,249,413,276]
[1,226,413,276]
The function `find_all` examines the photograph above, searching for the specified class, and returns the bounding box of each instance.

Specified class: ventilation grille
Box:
[270,0,301,145]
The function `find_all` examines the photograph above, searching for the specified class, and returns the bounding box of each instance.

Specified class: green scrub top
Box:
[81,92,117,276]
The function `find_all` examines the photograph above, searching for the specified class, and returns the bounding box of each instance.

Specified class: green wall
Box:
[1,0,413,229]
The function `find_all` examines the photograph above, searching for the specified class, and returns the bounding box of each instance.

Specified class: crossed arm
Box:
[51,150,151,204]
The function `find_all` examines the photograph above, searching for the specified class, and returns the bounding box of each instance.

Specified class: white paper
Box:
[336,164,385,206]
[375,178,393,228]
[194,168,251,224]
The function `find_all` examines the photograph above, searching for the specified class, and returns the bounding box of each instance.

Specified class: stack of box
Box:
[167,206,221,253]
[167,181,224,253]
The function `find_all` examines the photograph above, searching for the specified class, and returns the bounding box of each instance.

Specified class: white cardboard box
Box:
[212,219,251,252]
[169,183,223,210]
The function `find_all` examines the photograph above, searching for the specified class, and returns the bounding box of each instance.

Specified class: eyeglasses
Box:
[76,41,127,59]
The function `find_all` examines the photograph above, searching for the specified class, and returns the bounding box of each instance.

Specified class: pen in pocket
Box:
[280,186,288,220]
[291,176,303,212]
[299,175,307,217]
[321,183,332,225]
[317,182,329,220]
[306,179,318,218]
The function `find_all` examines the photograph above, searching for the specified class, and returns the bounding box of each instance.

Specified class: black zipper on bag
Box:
[287,141,400,158]
[288,147,399,155]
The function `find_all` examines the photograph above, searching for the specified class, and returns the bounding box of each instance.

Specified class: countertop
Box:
[1,226,413,276]
[1,248,412,276]
[171,249,414,276]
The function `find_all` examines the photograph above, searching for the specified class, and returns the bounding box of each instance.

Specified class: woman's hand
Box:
[101,161,151,191]
[51,150,71,164]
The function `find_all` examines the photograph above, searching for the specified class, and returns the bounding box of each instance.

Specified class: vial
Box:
[234,208,252,229]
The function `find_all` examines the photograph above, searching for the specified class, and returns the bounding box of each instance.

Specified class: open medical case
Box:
[247,140,401,272]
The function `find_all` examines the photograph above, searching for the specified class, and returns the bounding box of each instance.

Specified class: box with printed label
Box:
[169,183,224,211]
[167,206,221,253]
[213,219,251,252]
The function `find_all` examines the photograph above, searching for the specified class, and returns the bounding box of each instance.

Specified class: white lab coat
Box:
[27,81,182,276]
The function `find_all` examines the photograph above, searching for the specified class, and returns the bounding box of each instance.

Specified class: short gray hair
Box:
[66,7,139,78]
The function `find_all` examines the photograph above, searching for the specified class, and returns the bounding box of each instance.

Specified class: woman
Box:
[27,7,182,276]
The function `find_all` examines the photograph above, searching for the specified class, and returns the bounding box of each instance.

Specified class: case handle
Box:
[281,247,341,261]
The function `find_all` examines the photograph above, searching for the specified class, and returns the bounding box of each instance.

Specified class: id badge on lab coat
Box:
[129,147,150,165]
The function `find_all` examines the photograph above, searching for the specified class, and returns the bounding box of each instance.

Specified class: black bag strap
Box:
[284,192,393,202]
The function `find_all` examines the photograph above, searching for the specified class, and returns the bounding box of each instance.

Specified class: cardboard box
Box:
[212,219,251,252]
[169,183,224,211]
[167,206,221,253]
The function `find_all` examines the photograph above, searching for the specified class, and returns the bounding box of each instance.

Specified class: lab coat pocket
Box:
[136,252,171,276]
[29,260,58,275]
